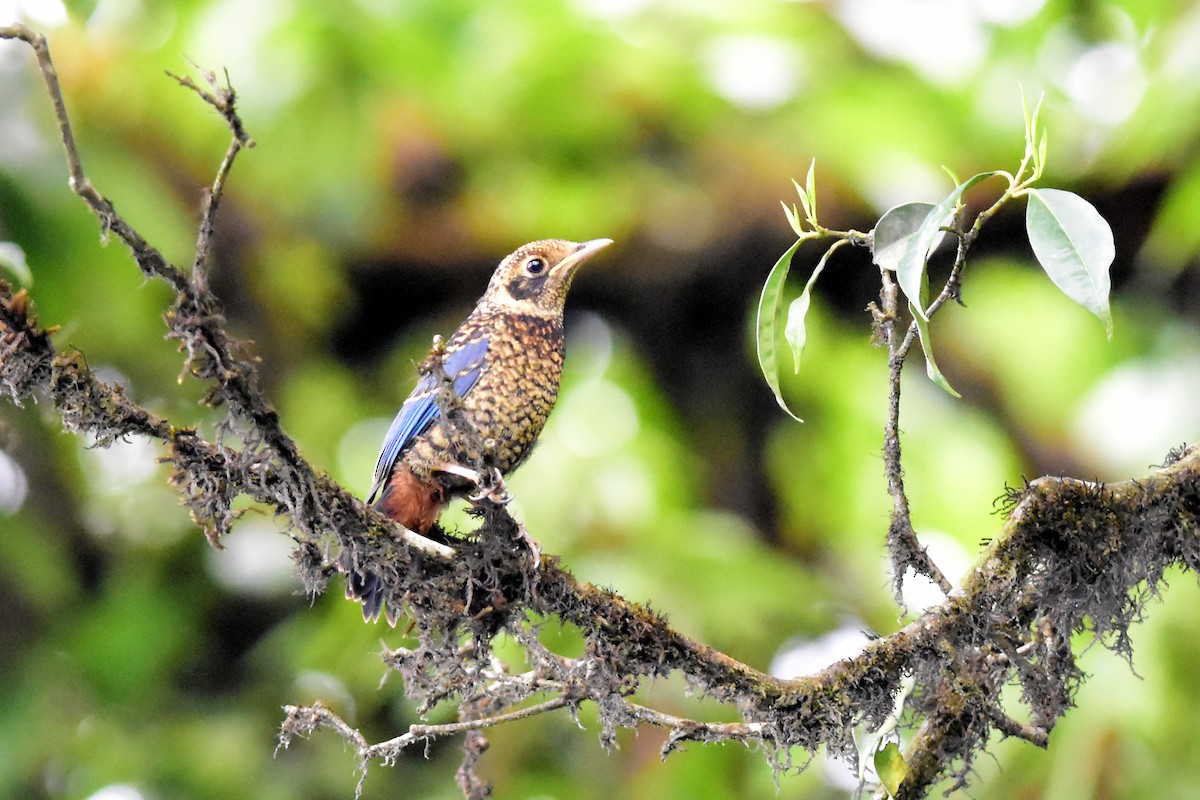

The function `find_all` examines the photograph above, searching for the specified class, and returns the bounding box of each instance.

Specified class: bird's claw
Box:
[433,461,509,505]
[467,467,510,505]
[516,521,542,568]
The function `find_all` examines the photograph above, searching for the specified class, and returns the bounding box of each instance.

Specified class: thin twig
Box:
[879,266,954,597]
[877,166,1030,595]
[986,705,1049,748]
[281,697,573,764]
[1,23,189,291]
[626,701,767,751]
[167,63,254,288]
[165,62,252,144]
[877,169,1033,598]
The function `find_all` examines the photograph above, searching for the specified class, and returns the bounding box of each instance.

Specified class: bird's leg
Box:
[431,462,511,506]
[432,461,483,484]
[430,461,536,563]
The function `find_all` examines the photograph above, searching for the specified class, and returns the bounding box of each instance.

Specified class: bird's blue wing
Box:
[368,335,489,503]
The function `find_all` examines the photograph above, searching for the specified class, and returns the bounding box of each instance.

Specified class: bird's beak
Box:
[551,238,613,275]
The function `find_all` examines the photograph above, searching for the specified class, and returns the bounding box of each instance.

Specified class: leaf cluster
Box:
[757,96,1116,419]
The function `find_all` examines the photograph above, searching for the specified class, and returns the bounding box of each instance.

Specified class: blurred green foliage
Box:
[2,0,1200,798]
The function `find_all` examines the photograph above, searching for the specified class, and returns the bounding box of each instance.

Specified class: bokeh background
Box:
[2,0,1200,797]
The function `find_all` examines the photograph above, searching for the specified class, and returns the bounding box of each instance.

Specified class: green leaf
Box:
[0,242,33,287]
[783,239,845,372]
[872,202,936,273]
[1025,188,1115,338]
[790,179,810,223]
[783,295,811,373]
[756,239,805,422]
[789,159,819,227]
[1023,90,1047,178]
[896,172,998,320]
[910,301,960,397]
[780,201,804,237]
[1024,91,1044,147]
[874,741,909,797]
[805,157,818,224]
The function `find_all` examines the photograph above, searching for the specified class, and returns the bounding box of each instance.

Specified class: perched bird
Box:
[349,238,612,622]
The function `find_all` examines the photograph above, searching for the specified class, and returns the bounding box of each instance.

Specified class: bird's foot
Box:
[433,461,510,505]
[515,521,542,568]
[468,466,510,505]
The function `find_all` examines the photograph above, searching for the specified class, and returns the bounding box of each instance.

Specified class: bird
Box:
[347,238,612,623]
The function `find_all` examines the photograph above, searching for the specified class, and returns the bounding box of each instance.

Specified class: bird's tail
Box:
[342,474,447,626]
[339,479,397,626]
[340,555,397,626]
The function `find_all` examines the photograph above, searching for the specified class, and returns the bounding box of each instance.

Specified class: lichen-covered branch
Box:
[279,445,1196,799]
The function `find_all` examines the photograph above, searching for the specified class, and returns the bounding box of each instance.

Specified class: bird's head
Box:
[482,238,612,317]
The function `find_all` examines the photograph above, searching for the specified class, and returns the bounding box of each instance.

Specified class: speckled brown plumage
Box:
[401,310,565,483]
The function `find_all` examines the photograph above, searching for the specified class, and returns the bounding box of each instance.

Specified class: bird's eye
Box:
[524,257,546,275]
